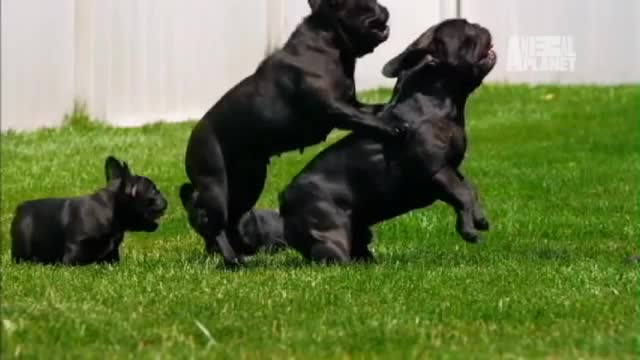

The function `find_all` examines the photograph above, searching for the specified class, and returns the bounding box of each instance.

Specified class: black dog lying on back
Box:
[185,0,407,267]
[11,157,168,265]
[179,183,286,257]
[279,19,497,263]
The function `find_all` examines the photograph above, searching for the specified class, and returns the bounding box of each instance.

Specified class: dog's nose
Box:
[379,6,390,23]
[156,198,168,212]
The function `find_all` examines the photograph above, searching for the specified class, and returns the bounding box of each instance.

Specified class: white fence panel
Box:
[1,0,76,131]
[461,0,640,84]
[76,0,268,127]
[2,0,639,132]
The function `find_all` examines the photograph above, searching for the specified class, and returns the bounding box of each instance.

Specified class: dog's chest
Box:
[334,71,359,105]
[304,124,333,149]
[341,80,356,100]
[447,126,468,167]
[361,187,435,225]
[357,166,436,224]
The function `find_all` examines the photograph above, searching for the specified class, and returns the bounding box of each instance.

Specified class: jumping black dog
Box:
[185,0,407,266]
[279,19,497,263]
[179,183,286,257]
[11,156,168,265]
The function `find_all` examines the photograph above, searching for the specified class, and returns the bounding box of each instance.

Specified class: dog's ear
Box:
[179,183,196,208]
[308,0,322,11]
[382,25,438,78]
[105,156,132,183]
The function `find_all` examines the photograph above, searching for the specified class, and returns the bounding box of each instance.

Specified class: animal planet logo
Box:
[507,36,576,72]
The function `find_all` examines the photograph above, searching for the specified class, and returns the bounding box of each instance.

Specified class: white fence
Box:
[2,0,639,131]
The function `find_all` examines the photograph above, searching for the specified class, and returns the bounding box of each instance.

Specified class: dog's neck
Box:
[388,73,475,127]
[302,15,359,68]
[89,184,127,235]
[94,181,141,234]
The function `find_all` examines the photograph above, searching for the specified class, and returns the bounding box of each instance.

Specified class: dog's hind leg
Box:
[187,139,241,267]
[226,159,269,256]
[351,226,375,262]
[99,249,120,264]
[309,227,351,264]
[283,214,351,264]
[62,242,92,266]
[281,191,351,263]
[310,238,350,264]
[195,180,243,267]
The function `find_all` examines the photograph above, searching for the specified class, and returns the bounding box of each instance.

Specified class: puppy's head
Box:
[179,183,211,239]
[105,156,168,232]
[308,0,390,56]
[382,19,496,89]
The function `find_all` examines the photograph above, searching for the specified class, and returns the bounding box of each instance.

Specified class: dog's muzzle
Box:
[365,9,390,40]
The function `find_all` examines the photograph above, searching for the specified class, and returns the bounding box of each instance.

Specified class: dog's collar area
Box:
[332,18,357,58]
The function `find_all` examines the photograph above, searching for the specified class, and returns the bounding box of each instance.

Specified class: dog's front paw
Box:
[223,256,245,268]
[456,218,482,244]
[459,229,481,243]
[474,217,490,231]
[390,122,410,140]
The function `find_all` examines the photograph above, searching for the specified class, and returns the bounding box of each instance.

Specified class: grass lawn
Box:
[1,85,638,359]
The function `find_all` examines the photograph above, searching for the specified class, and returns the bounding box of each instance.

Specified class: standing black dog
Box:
[179,183,287,256]
[279,19,497,263]
[11,156,168,265]
[185,0,407,266]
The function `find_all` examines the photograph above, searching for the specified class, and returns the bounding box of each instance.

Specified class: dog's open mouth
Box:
[149,207,166,221]
[369,19,390,39]
[479,44,497,65]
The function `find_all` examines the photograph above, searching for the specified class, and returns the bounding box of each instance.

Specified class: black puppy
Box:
[11,156,168,265]
[179,183,286,256]
[185,0,407,266]
[279,19,497,263]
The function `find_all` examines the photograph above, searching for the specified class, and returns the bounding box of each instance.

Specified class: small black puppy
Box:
[11,156,168,265]
[279,19,497,263]
[179,183,286,256]
[185,0,406,266]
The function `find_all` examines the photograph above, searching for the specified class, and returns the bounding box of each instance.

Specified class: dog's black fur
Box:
[11,157,168,265]
[279,19,497,263]
[179,183,286,256]
[185,0,407,266]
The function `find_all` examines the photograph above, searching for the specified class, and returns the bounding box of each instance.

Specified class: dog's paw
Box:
[390,122,410,140]
[474,217,490,231]
[310,243,350,264]
[223,257,244,269]
[456,224,481,244]
[352,251,376,264]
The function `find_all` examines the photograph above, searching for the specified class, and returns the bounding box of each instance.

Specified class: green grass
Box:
[1,85,638,359]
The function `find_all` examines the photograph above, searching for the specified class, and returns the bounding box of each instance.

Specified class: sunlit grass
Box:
[1,85,638,359]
